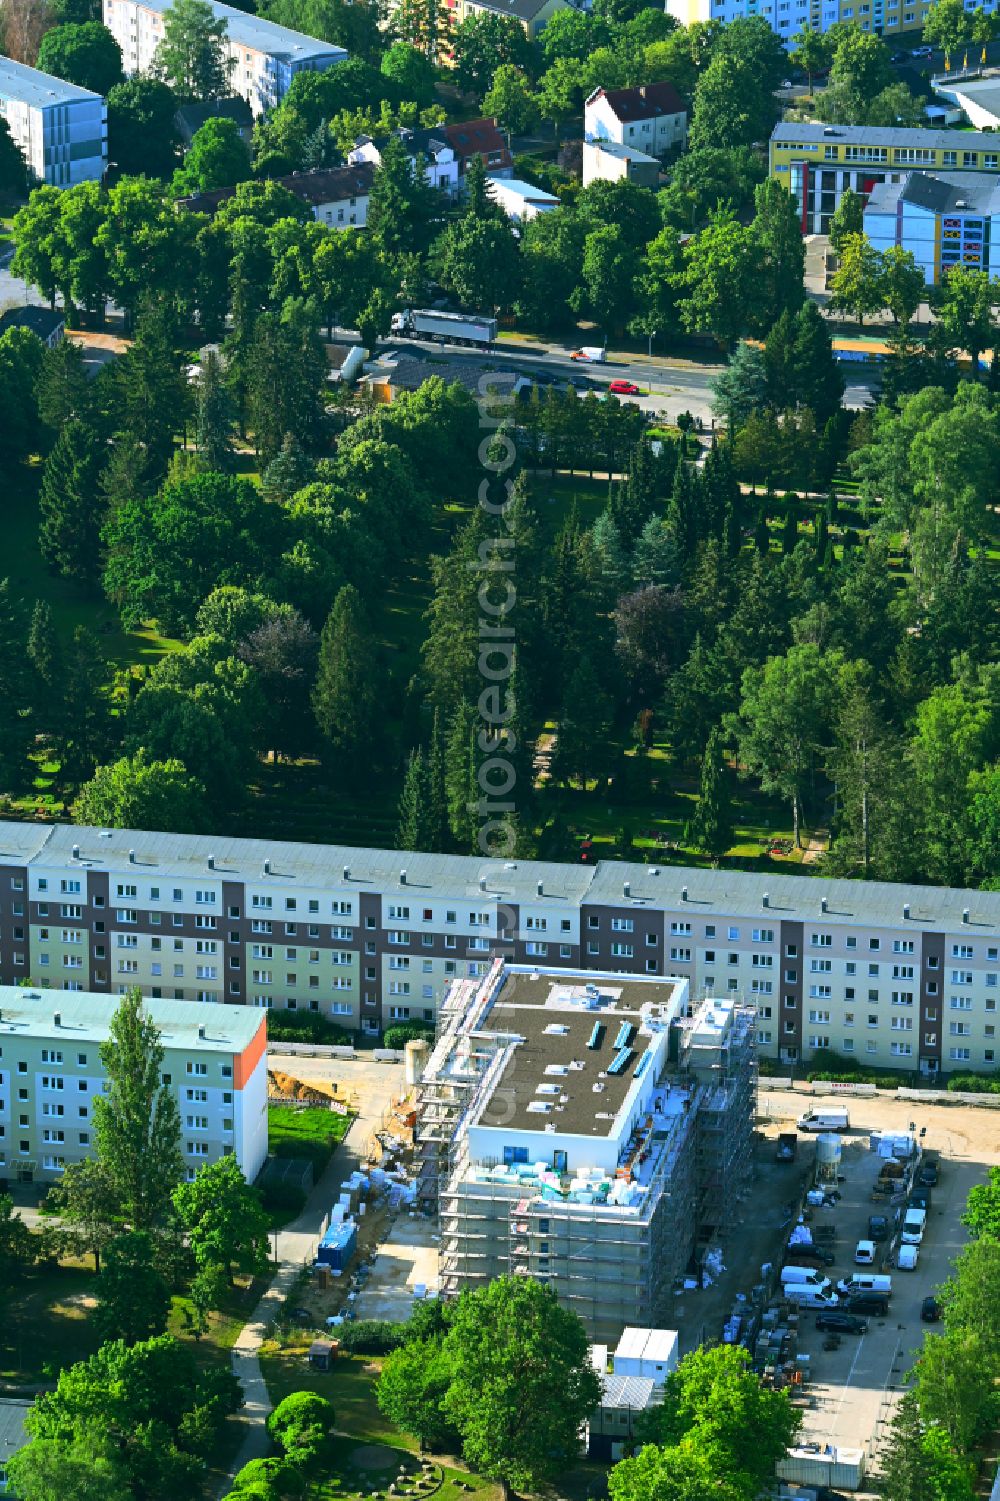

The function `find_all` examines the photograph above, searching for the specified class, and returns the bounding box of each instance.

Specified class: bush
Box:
[266,1011,351,1046]
[382,1023,435,1050]
[337,1319,406,1355]
[946,1072,1000,1095]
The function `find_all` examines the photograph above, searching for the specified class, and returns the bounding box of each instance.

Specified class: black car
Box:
[868,1214,889,1241]
[816,1311,868,1334]
[921,1296,941,1322]
[847,1292,889,1315]
[910,1187,932,1211]
[919,1161,939,1187]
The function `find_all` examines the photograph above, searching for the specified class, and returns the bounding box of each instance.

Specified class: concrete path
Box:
[218,1059,406,1495]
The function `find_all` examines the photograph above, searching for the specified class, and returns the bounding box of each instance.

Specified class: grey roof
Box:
[488,176,559,204]
[771,120,1000,152]
[587,139,660,165]
[483,969,678,1135]
[7,821,1000,934]
[134,0,347,64]
[372,353,533,399]
[949,78,1000,121]
[0,305,65,338]
[174,95,252,142]
[0,985,263,1051]
[599,1373,657,1410]
[0,53,102,107]
[0,1398,31,1465]
[464,0,553,18]
[891,168,1000,215]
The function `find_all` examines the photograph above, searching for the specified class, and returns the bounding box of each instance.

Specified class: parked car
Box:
[897,1243,919,1271]
[890,50,907,61]
[868,1214,890,1241]
[816,1311,868,1333]
[913,44,934,56]
[608,379,640,395]
[921,1296,941,1322]
[854,1239,876,1265]
[918,1158,939,1187]
[909,1187,932,1211]
[846,1291,890,1315]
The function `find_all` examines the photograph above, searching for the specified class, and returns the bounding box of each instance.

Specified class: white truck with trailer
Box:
[391,308,498,348]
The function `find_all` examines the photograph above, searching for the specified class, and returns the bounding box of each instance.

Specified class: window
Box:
[752,928,774,943]
[611,942,634,958]
[893,940,914,954]
[611,918,634,933]
[670,921,691,935]
[727,926,740,941]
[670,946,691,962]
[811,933,832,948]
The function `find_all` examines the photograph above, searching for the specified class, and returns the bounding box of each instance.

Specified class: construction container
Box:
[778,1446,865,1490]
[317,1218,357,1272]
[405,1038,430,1086]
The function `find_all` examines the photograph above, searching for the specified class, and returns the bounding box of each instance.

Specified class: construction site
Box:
[415,960,757,1344]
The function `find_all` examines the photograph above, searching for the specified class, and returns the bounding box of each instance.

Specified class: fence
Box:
[758,1078,1000,1111]
[267,1041,405,1063]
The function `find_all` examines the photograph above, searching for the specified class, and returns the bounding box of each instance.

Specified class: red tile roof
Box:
[592,81,685,123]
[442,117,513,172]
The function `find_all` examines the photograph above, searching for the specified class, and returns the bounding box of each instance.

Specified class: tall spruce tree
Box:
[398,748,434,851]
[92,988,183,1230]
[39,417,104,583]
[0,580,34,792]
[445,698,479,853]
[312,585,380,780]
[194,348,233,472]
[687,727,735,865]
[426,707,450,851]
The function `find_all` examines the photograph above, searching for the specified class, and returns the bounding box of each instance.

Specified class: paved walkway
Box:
[218,1059,406,1495]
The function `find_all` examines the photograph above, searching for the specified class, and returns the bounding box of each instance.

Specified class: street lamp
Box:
[647,329,657,358]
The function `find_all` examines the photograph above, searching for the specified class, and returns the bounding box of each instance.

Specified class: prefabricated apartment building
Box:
[0,822,997,1075]
[416,960,756,1342]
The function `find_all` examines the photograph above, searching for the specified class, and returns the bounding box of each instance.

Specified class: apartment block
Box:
[416,961,755,1342]
[0,822,998,1075]
[0,987,267,1185]
[666,0,938,38]
[0,55,106,187]
[103,0,347,115]
[771,122,1000,235]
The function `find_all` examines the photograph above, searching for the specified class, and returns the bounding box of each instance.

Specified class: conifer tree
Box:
[687,726,735,865]
[426,707,450,851]
[445,698,479,853]
[39,417,104,583]
[260,432,313,503]
[398,748,434,851]
[312,585,380,780]
[633,516,680,588]
[194,348,233,472]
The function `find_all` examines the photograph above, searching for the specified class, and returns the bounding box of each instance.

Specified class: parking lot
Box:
[671,1092,1000,1466]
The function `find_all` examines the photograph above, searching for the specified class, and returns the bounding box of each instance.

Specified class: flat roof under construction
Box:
[474,970,680,1137]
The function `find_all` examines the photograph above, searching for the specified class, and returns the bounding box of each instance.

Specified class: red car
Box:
[608,379,640,395]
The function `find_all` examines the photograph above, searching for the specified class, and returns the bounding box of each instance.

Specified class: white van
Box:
[797,1107,850,1132]
[897,1243,919,1271]
[781,1266,833,1294]
[837,1273,893,1299]
[901,1208,927,1244]
[783,1283,839,1309]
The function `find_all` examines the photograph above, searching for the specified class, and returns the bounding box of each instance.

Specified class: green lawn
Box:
[0,1261,102,1385]
[267,1104,354,1173]
[261,1347,500,1501]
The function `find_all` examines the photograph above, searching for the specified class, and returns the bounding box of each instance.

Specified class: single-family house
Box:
[174,96,253,148]
[584,81,687,157]
[442,117,512,184]
[348,125,458,194]
[0,305,65,348]
[177,162,375,227]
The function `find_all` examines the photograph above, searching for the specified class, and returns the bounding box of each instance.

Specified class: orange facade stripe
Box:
[233,1016,267,1090]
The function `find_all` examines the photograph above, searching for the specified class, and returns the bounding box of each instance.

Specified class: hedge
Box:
[336,1320,406,1355]
[946,1072,1000,1094]
[266,1011,351,1046]
[382,1023,435,1050]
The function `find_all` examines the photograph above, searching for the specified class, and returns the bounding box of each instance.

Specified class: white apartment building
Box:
[0,987,267,1185]
[348,126,459,195]
[0,55,106,187]
[417,962,755,1342]
[0,822,997,1076]
[103,0,347,115]
[584,82,686,158]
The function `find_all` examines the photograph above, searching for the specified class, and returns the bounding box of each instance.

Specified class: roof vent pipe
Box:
[128,849,135,864]
[54,1011,61,1027]
[681,886,688,902]
[762,892,770,908]
[537,880,544,897]
[343,866,350,881]
[623,881,631,898]
[207,855,215,870]
[903,903,911,920]
[72,844,80,859]
[400,869,407,885]
[821,897,828,913]
[963,908,970,924]
[263,859,271,875]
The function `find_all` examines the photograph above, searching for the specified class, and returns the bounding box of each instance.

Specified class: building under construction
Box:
[416,960,756,1343]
